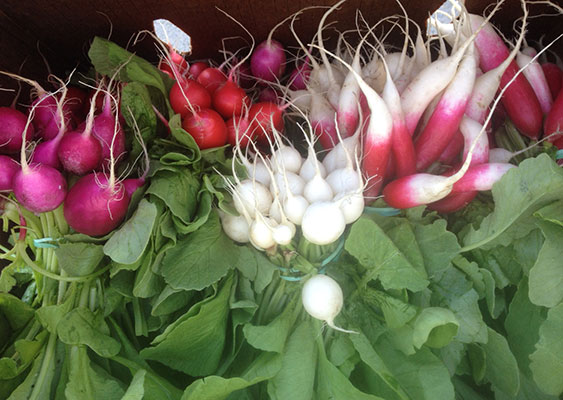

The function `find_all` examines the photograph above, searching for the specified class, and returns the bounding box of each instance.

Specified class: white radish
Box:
[220,212,250,243]
[249,215,277,250]
[302,274,355,333]
[233,179,273,216]
[301,201,346,245]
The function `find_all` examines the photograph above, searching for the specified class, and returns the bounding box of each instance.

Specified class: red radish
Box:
[182,108,227,149]
[212,79,250,118]
[0,156,19,191]
[415,50,477,171]
[517,51,553,114]
[438,130,464,165]
[248,101,285,144]
[64,86,88,123]
[63,172,130,236]
[188,61,208,79]
[542,63,562,100]
[197,67,228,94]
[158,47,189,79]
[226,115,252,147]
[451,163,515,193]
[0,107,34,154]
[544,88,563,142]
[428,191,478,213]
[169,78,211,117]
[236,62,254,89]
[12,112,67,213]
[469,14,542,139]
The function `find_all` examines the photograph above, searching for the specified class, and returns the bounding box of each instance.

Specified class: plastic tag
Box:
[153,19,192,55]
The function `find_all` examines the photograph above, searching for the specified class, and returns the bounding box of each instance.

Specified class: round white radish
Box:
[233,179,273,215]
[301,274,355,333]
[220,213,250,243]
[246,158,272,187]
[271,146,303,174]
[301,201,346,245]
[325,167,361,195]
[249,216,277,250]
[300,150,327,181]
[271,171,305,199]
[268,198,283,223]
[322,135,358,173]
[283,194,309,225]
[303,174,333,203]
[334,191,364,224]
[273,223,295,246]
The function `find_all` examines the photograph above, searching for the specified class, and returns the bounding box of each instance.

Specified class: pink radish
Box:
[57,89,103,175]
[0,107,34,155]
[414,49,477,171]
[288,61,311,90]
[12,112,66,213]
[459,116,489,165]
[428,191,478,214]
[0,156,19,191]
[92,91,126,169]
[451,163,515,193]
[469,13,542,139]
[544,88,563,142]
[438,129,464,165]
[63,172,130,236]
[542,63,562,99]
[517,51,553,114]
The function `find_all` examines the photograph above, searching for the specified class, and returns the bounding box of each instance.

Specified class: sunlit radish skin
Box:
[301,201,345,245]
[169,78,212,117]
[451,163,515,193]
[13,163,67,213]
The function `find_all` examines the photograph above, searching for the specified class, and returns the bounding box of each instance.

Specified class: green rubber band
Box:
[33,237,60,249]
[556,149,563,160]
[363,206,401,216]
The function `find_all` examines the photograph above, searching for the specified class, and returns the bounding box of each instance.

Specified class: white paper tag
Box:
[153,19,192,55]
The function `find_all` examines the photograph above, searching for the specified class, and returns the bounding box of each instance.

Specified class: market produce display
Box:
[1,0,563,399]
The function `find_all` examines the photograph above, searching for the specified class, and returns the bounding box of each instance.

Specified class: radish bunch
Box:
[220,120,364,249]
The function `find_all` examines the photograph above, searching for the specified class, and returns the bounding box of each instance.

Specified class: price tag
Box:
[153,19,192,55]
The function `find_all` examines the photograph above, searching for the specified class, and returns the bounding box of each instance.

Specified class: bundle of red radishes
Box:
[0,74,147,236]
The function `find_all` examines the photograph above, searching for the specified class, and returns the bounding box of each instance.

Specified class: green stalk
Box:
[28,331,57,400]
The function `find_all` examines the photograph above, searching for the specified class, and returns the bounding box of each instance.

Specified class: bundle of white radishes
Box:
[220,120,365,249]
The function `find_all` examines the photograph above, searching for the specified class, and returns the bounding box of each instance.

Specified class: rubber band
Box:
[556,149,563,160]
[363,206,401,216]
[33,237,61,249]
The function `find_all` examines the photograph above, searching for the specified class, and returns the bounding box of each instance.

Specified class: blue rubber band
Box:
[363,206,401,216]
[280,275,304,282]
[33,237,60,249]
[556,149,563,160]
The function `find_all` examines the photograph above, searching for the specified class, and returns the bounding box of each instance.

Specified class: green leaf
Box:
[480,327,520,396]
[350,333,410,400]
[374,335,455,400]
[505,279,546,376]
[121,369,146,400]
[55,242,105,277]
[140,275,232,376]
[0,293,34,331]
[168,114,201,158]
[529,303,563,396]
[161,211,239,291]
[151,286,193,317]
[462,154,563,251]
[448,289,488,344]
[386,221,426,276]
[412,307,459,349]
[36,291,75,333]
[65,346,125,400]
[88,36,172,96]
[533,200,563,227]
[414,219,461,277]
[267,320,317,400]
[317,337,383,400]
[243,298,298,353]
[57,308,121,357]
[172,190,212,234]
[147,168,200,225]
[182,352,281,400]
[7,346,48,400]
[528,220,563,307]
[346,218,428,292]
[104,199,158,265]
